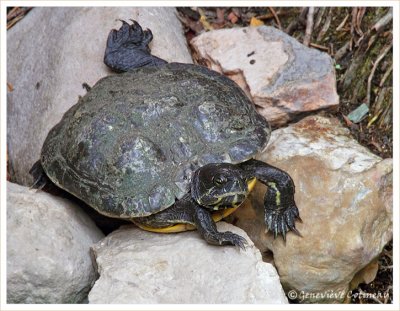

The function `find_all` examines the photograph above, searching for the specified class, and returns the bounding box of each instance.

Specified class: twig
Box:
[329,43,334,56]
[379,265,393,270]
[7,16,23,29]
[378,91,393,128]
[7,7,32,29]
[286,7,308,35]
[314,7,326,29]
[256,11,287,21]
[383,249,393,260]
[268,7,281,29]
[7,7,20,21]
[309,42,329,51]
[334,41,350,61]
[368,140,383,152]
[384,286,392,304]
[366,42,393,106]
[350,8,358,50]
[303,7,315,46]
[372,8,393,32]
[372,87,388,116]
[316,7,332,42]
[351,8,392,52]
[358,288,383,304]
[379,64,393,87]
[336,13,349,31]
[355,7,366,36]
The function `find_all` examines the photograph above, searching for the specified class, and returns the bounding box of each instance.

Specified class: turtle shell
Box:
[41,63,271,218]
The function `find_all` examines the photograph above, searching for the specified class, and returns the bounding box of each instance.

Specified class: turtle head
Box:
[191,163,250,210]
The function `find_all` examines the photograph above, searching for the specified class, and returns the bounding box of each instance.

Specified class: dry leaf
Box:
[7,82,14,92]
[250,17,264,27]
[228,12,239,24]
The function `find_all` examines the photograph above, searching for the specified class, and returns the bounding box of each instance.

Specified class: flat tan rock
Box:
[191,26,339,127]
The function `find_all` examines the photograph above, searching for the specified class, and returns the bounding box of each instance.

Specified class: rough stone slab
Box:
[191,26,339,127]
[7,7,192,186]
[88,222,288,304]
[228,115,392,303]
[7,182,105,303]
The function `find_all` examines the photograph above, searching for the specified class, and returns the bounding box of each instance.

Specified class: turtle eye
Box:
[213,175,227,187]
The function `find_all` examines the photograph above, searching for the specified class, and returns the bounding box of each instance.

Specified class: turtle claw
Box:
[290,226,303,237]
[213,231,248,250]
[265,204,301,240]
[104,19,166,72]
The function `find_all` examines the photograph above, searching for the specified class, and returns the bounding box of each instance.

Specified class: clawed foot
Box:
[206,231,248,250]
[107,19,153,51]
[104,19,166,72]
[265,204,302,241]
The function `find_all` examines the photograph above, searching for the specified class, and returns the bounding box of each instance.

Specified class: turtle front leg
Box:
[240,159,301,240]
[104,19,167,72]
[134,194,247,249]
[192,205,248,249]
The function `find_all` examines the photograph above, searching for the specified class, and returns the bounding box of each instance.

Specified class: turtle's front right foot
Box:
[204,231,248,250]
[104,19,166,72]
[264,185,302,241]
[193,206,248,250]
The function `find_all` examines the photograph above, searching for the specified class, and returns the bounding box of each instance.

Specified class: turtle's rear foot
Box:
[104,19,167,72]
[29,160,50,190]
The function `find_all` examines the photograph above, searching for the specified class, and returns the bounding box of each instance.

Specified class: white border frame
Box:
[1,1,399,310]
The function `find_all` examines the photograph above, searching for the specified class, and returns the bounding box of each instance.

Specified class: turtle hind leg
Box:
[133,194,197,233]
[29,160,62,195]
[29,160,50,190]
[104,19,167,72]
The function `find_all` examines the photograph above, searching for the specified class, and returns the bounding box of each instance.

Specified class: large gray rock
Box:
[7,182,104,303]
[191,26,339,127]
[228,115,393,303]
[88,222,288,304]
[7,7,192,186]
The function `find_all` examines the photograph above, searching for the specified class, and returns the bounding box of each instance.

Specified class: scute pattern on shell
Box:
[41,63,271,217]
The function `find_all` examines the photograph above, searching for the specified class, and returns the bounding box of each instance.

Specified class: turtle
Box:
[30,19,301,248]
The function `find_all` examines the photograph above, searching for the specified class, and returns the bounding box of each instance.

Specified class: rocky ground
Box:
[6,6,393,304]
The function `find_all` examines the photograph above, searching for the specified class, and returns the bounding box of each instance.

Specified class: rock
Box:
[191,26,339,127]
[88,222,288,304]
[7,7,192,186]
[7,182,104,303]
[228,115,393,303]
